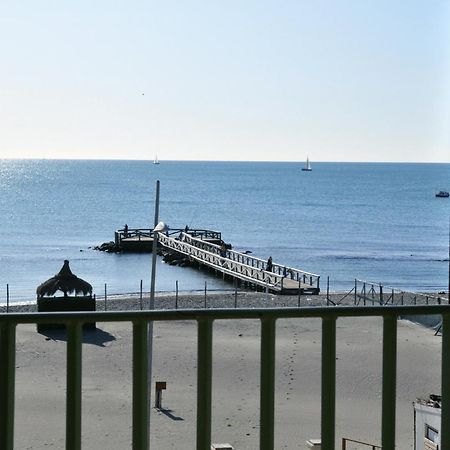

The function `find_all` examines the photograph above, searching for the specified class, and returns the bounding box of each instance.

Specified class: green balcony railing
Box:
[1,305,449,450]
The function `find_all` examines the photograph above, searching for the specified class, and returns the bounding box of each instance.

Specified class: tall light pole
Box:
[147,180,168,447]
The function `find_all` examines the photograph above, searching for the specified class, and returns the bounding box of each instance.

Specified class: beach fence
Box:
[326,279,447,307]
[0,280,242,312]
[2,276,448,312]
[97,279,242,311]
[2,304,450,450]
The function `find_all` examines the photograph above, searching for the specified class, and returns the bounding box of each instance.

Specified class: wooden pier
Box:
[114,227,222,252]
[113,227,320,295]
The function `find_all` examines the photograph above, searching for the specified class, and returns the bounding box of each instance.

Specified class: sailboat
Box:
[153,154,160,165]
[301,157,312,171]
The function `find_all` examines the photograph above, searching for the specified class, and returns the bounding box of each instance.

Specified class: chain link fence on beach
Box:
[350,279,446,306]
[1,277,449,314]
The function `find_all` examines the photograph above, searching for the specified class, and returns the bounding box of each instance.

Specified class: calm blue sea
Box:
[0,159,449,303]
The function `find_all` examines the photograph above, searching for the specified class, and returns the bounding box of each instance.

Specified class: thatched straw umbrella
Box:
[36,260,92,299]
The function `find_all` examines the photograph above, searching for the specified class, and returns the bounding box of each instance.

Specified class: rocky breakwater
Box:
[93,241,120,253]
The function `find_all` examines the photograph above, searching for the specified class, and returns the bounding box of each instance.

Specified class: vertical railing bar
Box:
[66,321,83,450]
[441,313,450,450]
[197,319,213,450]
[132,320,149,450]
[321,316,336,450]
[260,316,276,450]
[381,314,397,450]
[0,321,16,450]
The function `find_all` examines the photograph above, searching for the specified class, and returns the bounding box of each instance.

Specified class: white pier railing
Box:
[158,232,286,291]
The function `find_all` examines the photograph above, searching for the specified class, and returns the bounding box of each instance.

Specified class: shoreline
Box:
[2,290,446,319]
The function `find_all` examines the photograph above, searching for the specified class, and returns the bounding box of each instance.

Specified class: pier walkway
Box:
[158,232,320,295]
[113,227,320,294]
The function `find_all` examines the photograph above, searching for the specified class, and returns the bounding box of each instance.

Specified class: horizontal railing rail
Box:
[179,233,320,289]
[2,304,450,450]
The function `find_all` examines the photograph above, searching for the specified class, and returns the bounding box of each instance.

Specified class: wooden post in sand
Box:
[154,381,166,409]
[326,276,330,306]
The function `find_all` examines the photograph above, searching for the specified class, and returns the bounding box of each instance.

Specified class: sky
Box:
[0,1,449,162]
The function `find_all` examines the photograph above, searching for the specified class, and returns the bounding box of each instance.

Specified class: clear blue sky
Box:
[1,1,449,162]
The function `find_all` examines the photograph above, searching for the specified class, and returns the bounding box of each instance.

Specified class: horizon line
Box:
[1,157,449,164]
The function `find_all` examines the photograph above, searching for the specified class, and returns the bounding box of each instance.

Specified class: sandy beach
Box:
[8,292,442,449]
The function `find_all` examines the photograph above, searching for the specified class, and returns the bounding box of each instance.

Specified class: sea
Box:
[0,159,449,304]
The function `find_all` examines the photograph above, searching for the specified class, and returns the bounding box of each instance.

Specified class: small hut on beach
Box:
[36,260,96,331]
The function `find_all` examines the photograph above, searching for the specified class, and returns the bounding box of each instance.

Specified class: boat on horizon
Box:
[301,157,312,171]
[436,191,449,198]
[154,154,160,165]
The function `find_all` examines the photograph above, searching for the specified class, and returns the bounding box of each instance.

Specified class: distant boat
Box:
[436,191,449,198]
[301,157,312,171]
[154,154,160,165]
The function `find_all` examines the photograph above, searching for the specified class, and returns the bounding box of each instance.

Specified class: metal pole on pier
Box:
[104,283,107,311]
[6,284,9,313]
[140,280,143,310]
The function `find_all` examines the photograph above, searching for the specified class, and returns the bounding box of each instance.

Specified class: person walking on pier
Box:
[266,256,273,272]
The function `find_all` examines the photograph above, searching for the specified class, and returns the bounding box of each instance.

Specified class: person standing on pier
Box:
[220,243,227,258]
[124,224,128,238]
[266,256,273,272]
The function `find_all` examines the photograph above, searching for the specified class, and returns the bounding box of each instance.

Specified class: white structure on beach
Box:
[413,394,441,450]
